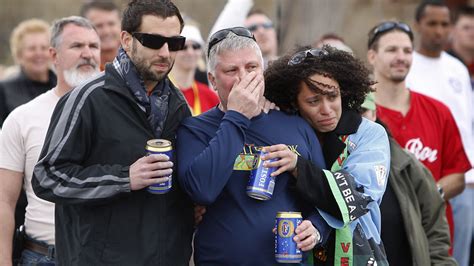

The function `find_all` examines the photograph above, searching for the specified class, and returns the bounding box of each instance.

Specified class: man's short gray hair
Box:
[207,32,263,75]
[50,16,96,48]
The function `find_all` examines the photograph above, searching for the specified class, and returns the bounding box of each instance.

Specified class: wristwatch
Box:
[437,183,445,200]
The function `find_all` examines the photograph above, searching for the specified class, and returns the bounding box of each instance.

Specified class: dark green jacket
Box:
[387,138,456,265]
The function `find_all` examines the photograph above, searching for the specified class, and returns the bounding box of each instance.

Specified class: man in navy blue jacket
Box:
[177,27,327,265]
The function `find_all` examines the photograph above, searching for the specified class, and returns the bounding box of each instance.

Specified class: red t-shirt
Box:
[377,91,471,240]
[181,81,219,115]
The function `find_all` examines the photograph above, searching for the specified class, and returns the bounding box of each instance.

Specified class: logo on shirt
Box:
[347,140,356,153]
[233,144,300,171]
[405,138,438,162]
[374,165,386,187]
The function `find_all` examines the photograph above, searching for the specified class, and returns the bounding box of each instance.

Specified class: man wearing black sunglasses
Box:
[367,20,460,265]
[177,27,326,265]
[32,1,193,265]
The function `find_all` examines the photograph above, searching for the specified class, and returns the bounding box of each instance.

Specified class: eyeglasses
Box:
[288,48,329,66]
[247,22,274,32]
[207,27,256,56]
[368,21,413,48]
[132,32,186,51]
[183,43,202,50]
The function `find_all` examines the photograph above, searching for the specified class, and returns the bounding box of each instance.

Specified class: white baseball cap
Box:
[181,25,204,46]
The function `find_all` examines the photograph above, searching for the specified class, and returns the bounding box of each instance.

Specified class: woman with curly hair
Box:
[262,46,390,265]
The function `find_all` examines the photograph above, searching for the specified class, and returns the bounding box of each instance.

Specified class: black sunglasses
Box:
[288,48,329,66]
[368,22,413,48]
[132,32,186,51]
[184,42,202,50]
[207,27,256,56]
[247,22,274,32]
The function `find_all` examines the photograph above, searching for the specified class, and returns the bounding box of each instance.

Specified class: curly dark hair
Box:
[264,45,375,114]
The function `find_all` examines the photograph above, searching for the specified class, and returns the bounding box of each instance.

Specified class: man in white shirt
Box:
[406,1,474,265]
[0,16,100,265]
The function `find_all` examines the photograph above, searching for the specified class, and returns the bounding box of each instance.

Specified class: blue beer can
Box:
[275,211,302,263]
[246,151,276,200]
[145,139,173,194]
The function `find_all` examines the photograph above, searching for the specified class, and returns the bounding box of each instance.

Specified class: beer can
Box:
[275,211,302,263]
[246,150,276,200]
[145,139,173,194]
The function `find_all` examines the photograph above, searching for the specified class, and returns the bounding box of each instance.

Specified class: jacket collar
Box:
[103,63,135,100]
[101,63,189,137]
[17,68,57,86]
[321,110,362,167]
[102,63,188,116]
[389,137,412,174]
[102,63,185,103]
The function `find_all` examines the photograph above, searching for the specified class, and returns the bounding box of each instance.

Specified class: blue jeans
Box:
[451,187,473,266]
[19,240,55,266]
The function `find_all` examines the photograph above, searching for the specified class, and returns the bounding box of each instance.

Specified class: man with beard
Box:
[0,16,100,265]
[31,1,193,265]
[0,20,56,260]
[367,20,471,259]
[81,1,122,71]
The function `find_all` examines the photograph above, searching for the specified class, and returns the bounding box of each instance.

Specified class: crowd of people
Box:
[0,0,473,265]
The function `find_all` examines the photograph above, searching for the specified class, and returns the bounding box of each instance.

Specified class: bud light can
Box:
[145,139,173,194]
[275,211,302,263]
[246,150,276,200]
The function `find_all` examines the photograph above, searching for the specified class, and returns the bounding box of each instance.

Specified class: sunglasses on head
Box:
[288,48,329,66]
[184,42,202,50]
[247,22,274,32]
[132,32,186,51]
[368,21,413,48]
[207,27,256,56]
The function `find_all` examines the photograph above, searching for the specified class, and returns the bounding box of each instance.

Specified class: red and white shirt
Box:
[377,91,471,241]
[377,91,471,181]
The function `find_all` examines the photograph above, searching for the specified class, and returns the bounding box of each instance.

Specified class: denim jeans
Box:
[19,240,55,266]
[451,187,473,266]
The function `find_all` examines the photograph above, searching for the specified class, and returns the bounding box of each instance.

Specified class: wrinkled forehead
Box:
[377,30,413,47]
[59,24,100,45]
[216,46,263,66]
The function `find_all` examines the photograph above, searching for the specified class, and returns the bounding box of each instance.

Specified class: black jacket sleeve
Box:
[32,89,130,205]
[295,157,342,220]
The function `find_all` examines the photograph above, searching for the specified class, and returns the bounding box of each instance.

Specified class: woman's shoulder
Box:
[353,118,387,139]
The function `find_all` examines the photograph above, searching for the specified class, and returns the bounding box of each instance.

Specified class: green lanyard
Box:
[310,135,353,266]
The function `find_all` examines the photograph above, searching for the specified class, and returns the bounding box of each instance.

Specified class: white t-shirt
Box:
[0,89,59,244]
[406,51,474,183]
